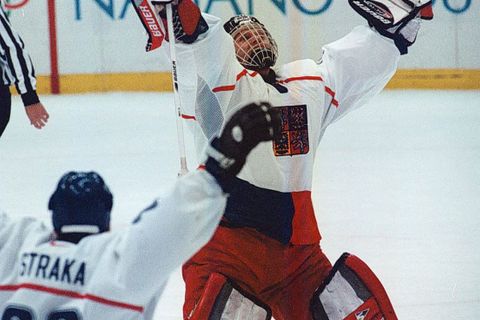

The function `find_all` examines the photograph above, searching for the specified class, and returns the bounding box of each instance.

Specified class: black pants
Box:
[0,85,12,137]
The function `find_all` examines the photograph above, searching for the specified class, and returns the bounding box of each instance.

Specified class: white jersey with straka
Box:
[175,14,400,245]
[0,171,226,319]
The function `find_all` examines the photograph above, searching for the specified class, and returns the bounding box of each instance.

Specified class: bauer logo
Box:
[273,105,309,157]
[132,0,165,51]
[139,4,162,37]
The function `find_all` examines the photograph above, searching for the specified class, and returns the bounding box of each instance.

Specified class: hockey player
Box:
[133,1,433,319]
[0,102,281,319]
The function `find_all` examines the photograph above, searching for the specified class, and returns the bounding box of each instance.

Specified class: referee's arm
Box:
[0,5,48,129]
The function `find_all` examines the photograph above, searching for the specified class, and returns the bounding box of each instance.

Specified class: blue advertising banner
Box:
[70,0,474,20]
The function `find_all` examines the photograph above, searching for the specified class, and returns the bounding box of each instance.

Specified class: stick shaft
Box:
[166,3,189,176]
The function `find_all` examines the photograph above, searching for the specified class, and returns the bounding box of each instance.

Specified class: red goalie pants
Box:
[182,225,332,320]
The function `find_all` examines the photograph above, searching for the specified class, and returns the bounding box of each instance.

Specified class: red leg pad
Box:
[189,273,271,320]
[311,253,398,320]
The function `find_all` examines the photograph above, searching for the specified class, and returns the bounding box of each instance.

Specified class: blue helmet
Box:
[49,171,113,235]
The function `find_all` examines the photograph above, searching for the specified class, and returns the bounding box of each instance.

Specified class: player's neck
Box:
[258,68,276,85]
[257,68,271,78]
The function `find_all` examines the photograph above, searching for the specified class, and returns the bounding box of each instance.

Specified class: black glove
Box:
[153,0,209,44]
[205,102,282,190]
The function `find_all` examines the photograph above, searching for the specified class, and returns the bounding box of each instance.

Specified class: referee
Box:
[0,2,48,138]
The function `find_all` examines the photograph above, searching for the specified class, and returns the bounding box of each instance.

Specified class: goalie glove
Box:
[349,0,433,54]
[152,0,208,43]
[205,102,282,191]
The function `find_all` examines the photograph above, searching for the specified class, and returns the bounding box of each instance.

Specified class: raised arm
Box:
[114,102,282,296]
[319,25,400,127]
[147,1,251,113]
[118,170,227,291]
[319,0,432,127]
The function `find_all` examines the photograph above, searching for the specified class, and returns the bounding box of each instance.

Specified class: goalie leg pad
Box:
[189,273,272,320]
[310,253,398,320]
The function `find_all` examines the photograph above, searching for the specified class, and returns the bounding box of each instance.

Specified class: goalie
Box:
[132,1,433,319]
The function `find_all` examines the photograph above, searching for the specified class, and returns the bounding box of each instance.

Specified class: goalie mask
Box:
[224,15,278,71]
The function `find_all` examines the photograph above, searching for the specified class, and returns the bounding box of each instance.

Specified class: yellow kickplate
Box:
[32,69,480,94]
[387,69,480,90]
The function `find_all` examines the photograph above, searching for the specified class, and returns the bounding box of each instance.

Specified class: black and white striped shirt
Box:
[0,2,39,106]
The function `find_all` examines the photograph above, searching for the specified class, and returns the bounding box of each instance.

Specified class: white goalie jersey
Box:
[0,171,226,319]
[173,14,400,245]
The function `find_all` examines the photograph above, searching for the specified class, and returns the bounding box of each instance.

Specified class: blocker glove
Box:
[349,0,433,54]
[205,102,282,191]
[152,0,208,43]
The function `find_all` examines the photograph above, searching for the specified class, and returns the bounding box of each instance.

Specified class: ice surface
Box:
[1,90,479,319]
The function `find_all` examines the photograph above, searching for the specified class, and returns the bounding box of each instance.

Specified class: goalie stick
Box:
[164,1,189,176]
[131,0,189,176]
